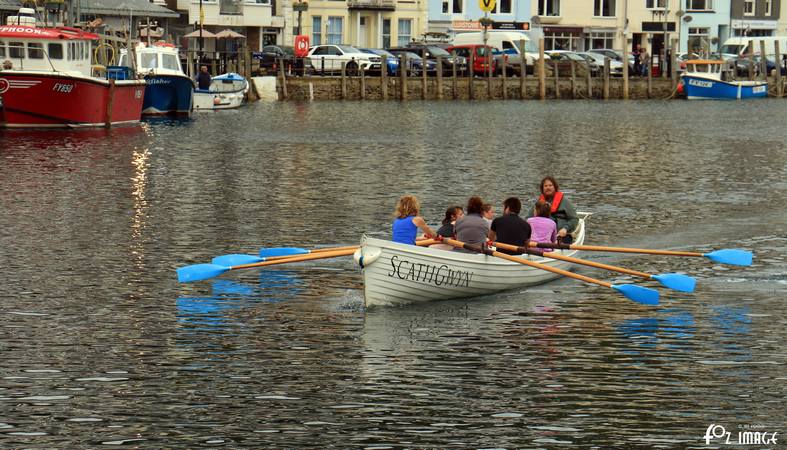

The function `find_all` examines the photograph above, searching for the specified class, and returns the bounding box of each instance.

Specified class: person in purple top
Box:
[527,200,558,252]
[392,195,436,245]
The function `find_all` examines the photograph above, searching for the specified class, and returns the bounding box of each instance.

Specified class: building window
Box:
[765,0,771,15]
[312,16,322,45]
[585,31,614,49]
[495,0,511,14]
[594,0,615,16]
[687,27,709,54]
[219,0,242,15]
[544,31,579,50]
[538,0,560,16]
[646,0,666,9]
[451,0,463,14]
[327,16,343,44]
[397,19,412,46]
[382,19,391,48]
[743,0,754,15]
[685,0,711,10]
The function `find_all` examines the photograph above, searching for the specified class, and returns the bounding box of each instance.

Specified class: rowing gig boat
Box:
[353,213,589,307]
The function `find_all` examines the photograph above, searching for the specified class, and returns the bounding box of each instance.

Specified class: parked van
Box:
[720,36,787,59]
[452,30,540,73]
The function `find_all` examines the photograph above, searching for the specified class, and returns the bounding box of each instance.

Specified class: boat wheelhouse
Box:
[680,60,768,100]
[119,41,194,117]
[0,13,145,128]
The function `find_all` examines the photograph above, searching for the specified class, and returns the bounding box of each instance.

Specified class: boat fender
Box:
[353,247,381,268]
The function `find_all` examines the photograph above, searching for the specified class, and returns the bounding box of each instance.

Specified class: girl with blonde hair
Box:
[392,195,436,245]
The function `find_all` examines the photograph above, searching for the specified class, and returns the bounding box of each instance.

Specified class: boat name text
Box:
[388,255,473,288]
[52,83,74,93]
[688,79,713,88]
[146,79,172,85]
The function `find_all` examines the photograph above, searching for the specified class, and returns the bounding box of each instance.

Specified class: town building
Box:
[730,0,781,36]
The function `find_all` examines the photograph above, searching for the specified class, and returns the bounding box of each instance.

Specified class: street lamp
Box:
[293,0,308,36]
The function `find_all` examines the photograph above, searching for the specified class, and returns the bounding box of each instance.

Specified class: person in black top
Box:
[488,197,531,255]
[196,65,212,90]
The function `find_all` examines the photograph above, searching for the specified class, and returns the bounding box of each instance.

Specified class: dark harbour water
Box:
[0,100,785,448]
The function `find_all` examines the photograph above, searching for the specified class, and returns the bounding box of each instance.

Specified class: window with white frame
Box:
[382,19,391,48]
[646,0,666,9]
[765,0,772,15]
[685,0,711,10]
[687,27,709,54]
[327,16,342,44]
[585,31,614,49]
[538,0,560,16]
[743,0,754,15]
[544,31,579,50]
[442,0,463,13]
[594,0,615,16]
[312,16,322,45]
[495,0,511,14]
[397,19,412,46]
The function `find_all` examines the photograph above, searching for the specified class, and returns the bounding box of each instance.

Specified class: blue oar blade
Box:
[652,273,696,293]
[703,249,753,266]
[177,263,230,283]
[212,254,264,266]
[612,284,660,306]
[259,247,310,258]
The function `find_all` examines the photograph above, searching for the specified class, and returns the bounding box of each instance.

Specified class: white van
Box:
[720,36,787,59]
[452,30,540,67]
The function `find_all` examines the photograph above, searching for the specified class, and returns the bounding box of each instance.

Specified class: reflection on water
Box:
[1,101,786,447]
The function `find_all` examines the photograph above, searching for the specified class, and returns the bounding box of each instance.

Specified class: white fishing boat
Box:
[353,213,588,307]
[193,72,248,110]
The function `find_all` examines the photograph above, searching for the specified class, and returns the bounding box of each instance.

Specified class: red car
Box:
[446,44,498,76]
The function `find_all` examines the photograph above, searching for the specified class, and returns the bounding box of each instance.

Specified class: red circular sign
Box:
[0,78,9,94]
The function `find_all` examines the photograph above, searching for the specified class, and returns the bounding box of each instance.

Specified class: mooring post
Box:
[452,50,458,99]
[670,39,678,90]
[360,67,366,100]
[623,43,629,99]
[538,38,546,100]
[381,58,388,101]
[501,55,507,99]
[279,59,288,100]
[570,59,576,99]
[469,50,475,100]
[400,54,407,101]
[587,58,592,98]
[603,57,610,100]
[776,40,783,97]
[553,60,559,99]
[519,39,526,100]
[748,40,755,80]
[760,40,768,81]
[422,55,427,100]
[436,56,443,100]
[341,62,347,99]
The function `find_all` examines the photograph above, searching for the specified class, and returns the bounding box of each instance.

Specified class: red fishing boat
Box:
[0,14,145,128]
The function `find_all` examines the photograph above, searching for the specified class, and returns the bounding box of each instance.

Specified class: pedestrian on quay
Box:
[640,46,650,77]
[632,44,641,77]
[488,197,531,255]
[392,195,437,245]
[196,65,212,90]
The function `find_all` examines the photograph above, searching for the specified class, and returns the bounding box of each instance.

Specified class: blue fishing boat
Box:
[680,59,768,100]
[119,42,194,116]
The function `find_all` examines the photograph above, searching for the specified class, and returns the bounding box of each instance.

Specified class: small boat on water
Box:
[0,8,145,128]
[353,213,589,307]
[193,72,248,110]
[119,41,194,117]
[680,59,768,100]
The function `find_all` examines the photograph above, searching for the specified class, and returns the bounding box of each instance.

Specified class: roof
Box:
[1,0,178,18]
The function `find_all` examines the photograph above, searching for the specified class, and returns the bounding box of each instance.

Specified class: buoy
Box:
[213,96,221,105]
[677,82,684,94]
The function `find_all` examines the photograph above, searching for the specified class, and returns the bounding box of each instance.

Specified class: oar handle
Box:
[494,241,653,280]
[531,242,704,257]
[444,239,613,288]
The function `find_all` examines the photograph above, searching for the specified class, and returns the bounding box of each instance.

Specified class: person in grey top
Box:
[453,196,489,253]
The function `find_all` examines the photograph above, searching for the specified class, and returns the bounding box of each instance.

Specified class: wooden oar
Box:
[493,241,695,293]
[181,239,440,283]
[442,238,659,305]
[530,242,752,266]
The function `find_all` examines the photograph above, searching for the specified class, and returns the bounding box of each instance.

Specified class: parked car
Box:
[445,44,497,76]
[732,54,786,77]
[359,48,399,75]
[306,44,381,75]
[253,45,295,75]
[577,51,623,76]
[388,44,466,75]
[544,50,592,76]
[588,48,635,72]
[387,50,437,76]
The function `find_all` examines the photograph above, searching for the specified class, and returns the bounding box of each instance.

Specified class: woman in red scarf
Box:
[528,176,579,244]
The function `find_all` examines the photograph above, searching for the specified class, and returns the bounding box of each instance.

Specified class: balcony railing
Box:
[347,0,395,10]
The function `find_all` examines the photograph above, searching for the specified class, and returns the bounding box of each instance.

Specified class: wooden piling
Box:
[436,57,443,100]
[341,62,347,99]
[748,40,755,80]
[360,67,366,100]
[451,50,458,100]
[469,50,475,100]
[519,39,526,100]
[422,55,427,100]
[586,60,592,98]
[646,49,652,98]
[759,40,768,81]
[400,54,407,101]
[502,56,508,100]
[776,41,783,97]
[105,79,115,128]
[569,59,576,99]
[623,43,629,99]
[279,61,288,100]
[381,59,388,100]
[670,40,677,90]
[538,38,546,100]
[553,60,559,99]
[487,52,493,100]
[603,58,610,100]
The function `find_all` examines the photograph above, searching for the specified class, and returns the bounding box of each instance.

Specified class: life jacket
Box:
[538,191,563,214]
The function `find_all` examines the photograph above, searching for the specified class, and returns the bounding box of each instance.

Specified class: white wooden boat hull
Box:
[355,215,587,307]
